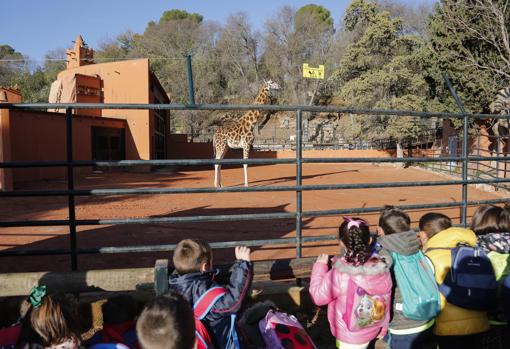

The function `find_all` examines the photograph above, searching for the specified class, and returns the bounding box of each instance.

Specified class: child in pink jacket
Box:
[310,217,393,349]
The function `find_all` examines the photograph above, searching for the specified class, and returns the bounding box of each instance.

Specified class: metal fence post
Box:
[443,74,469,226]
[66,108,78,270]
[296,110,303,258]
[185,54,195,105]
[154,259,169,296]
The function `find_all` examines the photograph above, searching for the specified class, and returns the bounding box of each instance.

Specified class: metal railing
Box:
[1,77,510,271]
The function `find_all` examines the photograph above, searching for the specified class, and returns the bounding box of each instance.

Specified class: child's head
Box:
[377,206,411,236]
[102,294,137,325]
[338,216,371,265]
[418,212,452,245]
[136,291,195,349]
[21,288,80,348]
[471,204,510,235]
[173,239,212,275]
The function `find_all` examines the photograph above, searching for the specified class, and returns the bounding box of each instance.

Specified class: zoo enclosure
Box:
[1,76,510,271]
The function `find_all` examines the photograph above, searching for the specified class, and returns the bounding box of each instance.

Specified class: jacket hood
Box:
[168,270,216,303]
[425,226,477,250]
[333,255,391,293]
[477,232,510,254]
[378,230,420,255]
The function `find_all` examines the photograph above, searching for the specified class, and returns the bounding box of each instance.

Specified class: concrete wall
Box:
[0,89,22,191]
[8,110,126,186]
[167,134,393,160]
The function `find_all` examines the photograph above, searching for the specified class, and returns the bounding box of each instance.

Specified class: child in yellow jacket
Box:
[420,213,489,349]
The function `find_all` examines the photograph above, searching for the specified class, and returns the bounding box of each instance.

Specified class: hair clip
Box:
[343,216,367,230]
[29,285,47,309]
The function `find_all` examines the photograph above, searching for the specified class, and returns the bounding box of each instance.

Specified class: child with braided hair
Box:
[309,217,392,349]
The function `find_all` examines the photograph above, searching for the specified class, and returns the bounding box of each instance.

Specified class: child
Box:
[471,205,510,341]
[310,217,392,349]
[418,212,452,247]
[421,212,489,349]
[136,291,195,349]
[168,239,253,349]
[17,286,81,349]
[377,207,435,349]
[86,294,138,349]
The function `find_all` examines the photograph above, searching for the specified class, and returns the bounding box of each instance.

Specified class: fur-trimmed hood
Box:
[333,255,391,276]
[333,255,392,296]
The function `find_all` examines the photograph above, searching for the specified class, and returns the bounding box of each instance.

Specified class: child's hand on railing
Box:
[316,253,329,264]
[235,246,251,262]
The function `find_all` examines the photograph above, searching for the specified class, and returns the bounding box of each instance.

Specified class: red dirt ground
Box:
[0,160,505,273]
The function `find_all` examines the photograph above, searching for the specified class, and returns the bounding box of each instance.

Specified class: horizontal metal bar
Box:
[0,102,466,118]
[0,158,296,168]
[4,177,510,198]
[0,212,296,227]
[3,102,507,120]
[0,248,71,256]
[0,235,339,257]
[302,199,510,218]
[4,155,510,169]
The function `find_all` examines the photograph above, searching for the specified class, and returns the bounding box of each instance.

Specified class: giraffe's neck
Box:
[238,87,271,127]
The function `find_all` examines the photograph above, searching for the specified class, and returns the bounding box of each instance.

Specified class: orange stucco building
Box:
[0,36,170,190]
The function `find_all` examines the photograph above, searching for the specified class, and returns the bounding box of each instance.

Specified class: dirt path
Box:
[0,162,503,272]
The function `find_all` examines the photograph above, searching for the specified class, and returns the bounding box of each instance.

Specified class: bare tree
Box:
[437,0,510,80]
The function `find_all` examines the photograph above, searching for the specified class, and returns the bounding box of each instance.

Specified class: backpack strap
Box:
[424,247,452,253]
[194,287,226,320]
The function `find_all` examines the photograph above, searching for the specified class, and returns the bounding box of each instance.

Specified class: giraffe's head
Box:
[263,79,281,101]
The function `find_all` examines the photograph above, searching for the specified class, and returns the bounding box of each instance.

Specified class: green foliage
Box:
[0,45,25,88]
[428,0,510,113]
[295,4,334,32]
[332,0,444,144]
[343,0,377,31]
[160,9,203,24]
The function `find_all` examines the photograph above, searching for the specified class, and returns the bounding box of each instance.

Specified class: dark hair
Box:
[378,206,411,235]
[173,239,212,275]
[338,217,371,266]
[471,205,510,235]
[102,294,137,325]
[419,212,452,238]
[136,291,195,349]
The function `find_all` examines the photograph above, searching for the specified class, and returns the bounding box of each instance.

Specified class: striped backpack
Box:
[194,287,240,349]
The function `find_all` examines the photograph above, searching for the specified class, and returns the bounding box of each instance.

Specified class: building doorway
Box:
[92,127,125,161]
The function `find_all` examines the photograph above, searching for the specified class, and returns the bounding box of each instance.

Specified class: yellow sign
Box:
[303,63,325,79]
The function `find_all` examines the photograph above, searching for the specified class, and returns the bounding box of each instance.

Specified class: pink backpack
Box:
[258,309,316,349]
[342,276,390,332]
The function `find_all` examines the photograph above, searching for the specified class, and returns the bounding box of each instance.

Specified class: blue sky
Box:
[1,0,435,62]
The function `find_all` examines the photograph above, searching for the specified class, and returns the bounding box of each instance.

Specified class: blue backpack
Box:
[428,243,498,310]
[391,251,441,321]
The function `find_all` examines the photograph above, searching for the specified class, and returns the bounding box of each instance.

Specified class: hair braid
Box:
[342,225,370,266]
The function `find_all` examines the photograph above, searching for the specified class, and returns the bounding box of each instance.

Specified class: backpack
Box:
[342,276,391,331]
[0,324,21,349]
[88,322,138,349]
[427,243,498,310]
[502,273,510,320]
[89,344,130,349]
[258,309,317,349]
[193,287,240,349]
[391,251,441,321]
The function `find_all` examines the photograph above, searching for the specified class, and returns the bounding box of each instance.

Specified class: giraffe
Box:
[213,79,281,187]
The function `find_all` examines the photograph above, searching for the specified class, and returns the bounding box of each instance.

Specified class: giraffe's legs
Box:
[243,146,250,187]
[214,145,227,188]
[214,164,222,188]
